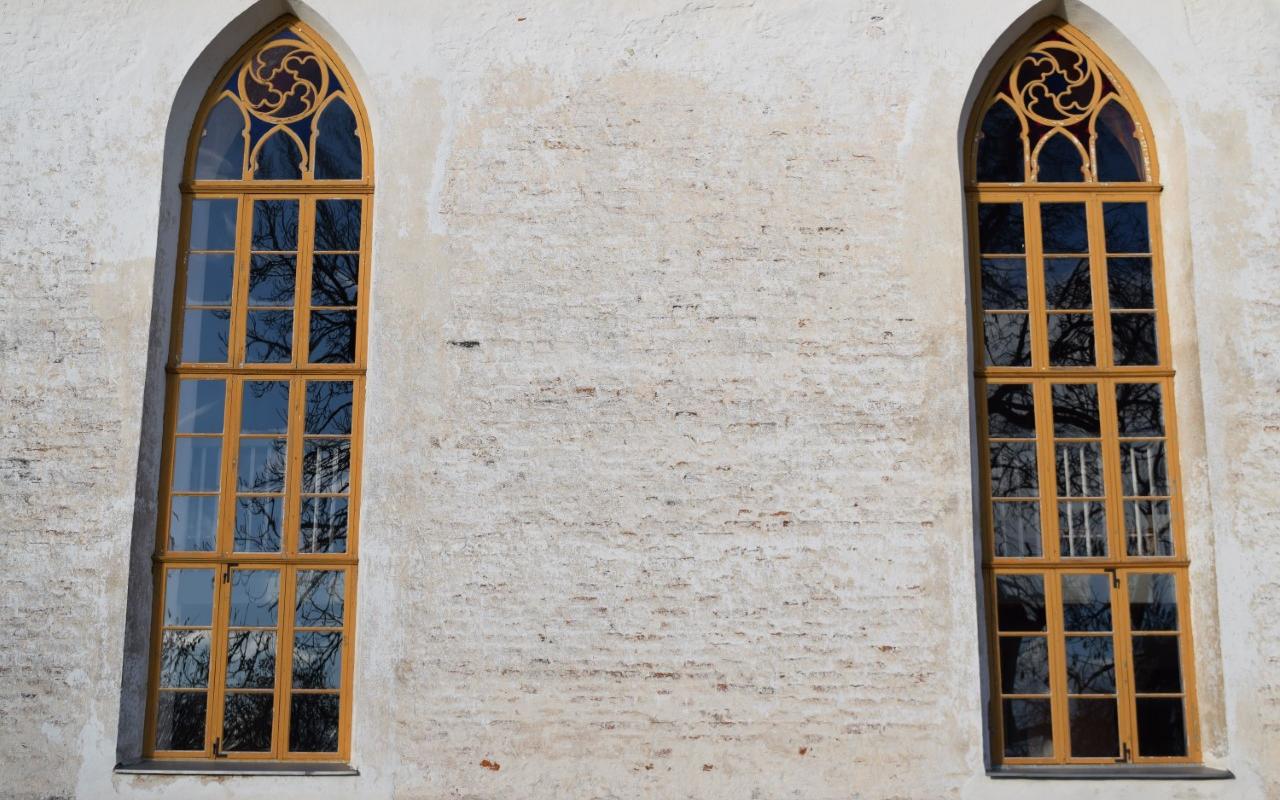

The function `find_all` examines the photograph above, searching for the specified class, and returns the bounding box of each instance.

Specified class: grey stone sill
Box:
[115,760,358,777]
[988,764,1233,780]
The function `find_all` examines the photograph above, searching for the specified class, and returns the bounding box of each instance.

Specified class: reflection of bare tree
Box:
[255,133,303,180]
[308,310,356,362]
[249,253,296,306]
[1051,384,1100,436]
[155,692,207,750]
[245,311,293,363]
[311,254,358,307]
[1065,636,1115,693]
[314,100,361,180]
[313,199,361,251]
[978,204,1024,254]
[303,439,350,494]
[304,381,352,435]
[1115,383,1162,436]
[300,497,348,552]
[1045,257,1091,308]
[161,631,210,687]
[987,384,1036,436]
[238,439,287,493]
[252,200,299,251]
[296,571,343,628]
[997,575,1046,631]
[225,631,276,688]
[289,694,340,752]
[244,381,290,433]
[1106,257,1153,309]
[222,693,273,751]
[1102,203,1149,254]
[235,495,282,552]
[1111,313,1158,365]
[1040,203,1088,254]
[991,441,1039,496]
[985,314,1032,366]
[1047,313,1094,366]
[1000,636,1048,693]
[293,631,342,688]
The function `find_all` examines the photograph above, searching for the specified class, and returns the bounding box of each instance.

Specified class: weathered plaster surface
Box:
[0,1,1277,798]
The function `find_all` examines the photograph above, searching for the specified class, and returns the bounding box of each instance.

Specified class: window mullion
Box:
[216,376,243,558]
[274,565,298,758]
[297,196,316,368]
[208,563,233,755]
[1086,197,1114,370]
[1043,571,1069,763]
[1113,568,1138,761]
[1097,378,1128,564]
[229,193,253,368]
[1032,381,1059,565]
[1025,197,1050,371]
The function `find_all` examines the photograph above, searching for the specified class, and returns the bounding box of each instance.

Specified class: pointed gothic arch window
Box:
[145,16,371,762]
[965,19,1200,767]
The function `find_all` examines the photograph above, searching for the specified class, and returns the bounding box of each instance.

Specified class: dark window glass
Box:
[1000,636,1049,693]
[1112,312,1159,365]
[979,203,1026,254]
[234,496,283,553]
[1047,313,1095,367]
[252,200,299,251]
[182,309,231,363]
[241,381,289,434]
[993,501,1042,557]
[292,632,343,689]
[154,692,207,751]
[305,381,354,435]
[245,310,294,363]
[314,98,362,180]
[1065,636,1115,693]
[986,383,1036,437]
[308,310,357,363]
[1068,698,1119,757]
[1094,100,1145,182]
[248,254,296,307]
[186,253,235,305]
[177,379,226,434]
[296,570,344,628]
[977,99,1024,182]
[289,694,340,752]
[1125,499,1173,557]
[253,131,303,180]
[1106,257,1154,309]
[1037,133,1086,182]
[222,693,274,751]
[1002,699,1053,757]
[1040,203,1088,253]
[1052,383,1101,437]
[160,631,211,688]
[189,199,238,250]
[1058,500,1108,558]
[312,254,359,306]
[313,199,362,251]
[990,441,1039,497]
[984,313,1031,367]
[300,497,349,553]
[1128,573,1178,631]
[1044,257,1092,309]
[1136,698,1187,757]
[225,630,277,689]
[1061,574,1112,631]
[996,574,1047,631]
[1103,202,1150,253]
[1115,383,1164,436]
[1132,636,1182,693]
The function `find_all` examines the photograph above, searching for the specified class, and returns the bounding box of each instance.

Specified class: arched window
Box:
[966,20,1199,766]
[145,16,371,762]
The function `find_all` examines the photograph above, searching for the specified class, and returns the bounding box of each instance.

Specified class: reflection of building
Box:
[1,2,1275,798]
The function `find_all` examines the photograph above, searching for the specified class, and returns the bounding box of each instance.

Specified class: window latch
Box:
[1116,742,1131,763]
[213,737,226,758]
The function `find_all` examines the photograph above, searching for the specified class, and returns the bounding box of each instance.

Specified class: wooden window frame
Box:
[966,19,1202,767]
[143,16,373,763]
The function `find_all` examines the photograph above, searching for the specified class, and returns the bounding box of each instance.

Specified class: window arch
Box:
[144,16,371,762]
[966,19,1200,766]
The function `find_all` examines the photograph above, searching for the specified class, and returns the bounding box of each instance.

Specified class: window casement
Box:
[144,16,372,762]
[966,19,1201,766]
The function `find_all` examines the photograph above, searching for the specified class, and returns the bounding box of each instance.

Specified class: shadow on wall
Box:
[114,0,372,764]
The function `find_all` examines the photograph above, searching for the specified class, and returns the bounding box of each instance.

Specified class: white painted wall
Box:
[1,1,1277,797]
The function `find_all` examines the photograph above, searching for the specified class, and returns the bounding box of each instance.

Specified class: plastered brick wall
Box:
[1,1,1278,798]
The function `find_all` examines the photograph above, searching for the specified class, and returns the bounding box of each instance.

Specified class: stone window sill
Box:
[114,760,358,777]
[988,764,1233,780]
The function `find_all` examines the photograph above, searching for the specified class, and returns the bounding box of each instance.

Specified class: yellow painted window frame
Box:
[143,16,373,763]
[966,18,1201,766]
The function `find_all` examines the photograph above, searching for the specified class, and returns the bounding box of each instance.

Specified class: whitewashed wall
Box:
[1,0,1277,797]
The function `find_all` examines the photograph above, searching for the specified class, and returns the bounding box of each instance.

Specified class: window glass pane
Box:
[1043,257,1091,309]
[1040,203,1088,253]
[229,569,280,627]
[1068,698,1119,757]
[1106,257,1153,309]
[1036,134,1085,182]
[248,254,296,307]
[1125,500,1173,557]
[222,693,274,752]
[314,97,362,180]
[289,694,340,753]
[1113,386,1162,441]
[1058,500,1107,558]
[989,441,1038,497]
[185,253,235,305]
[314,199,362,251]
[1002,699,1053,757]
[305,381,354,435]
[234,496,284,553]
[252,199,299,251]
[1065,636,1115,693]
[1111,312,1158,365]
[194,96,246,180]
[154,691,207,751]
[986,383,1035,438]
[295,570,344,628]
[1055,442,1104,497]
[1047,313,1094,366]
[1132,636,1182,693]
[978,203,1025,254]
[1094,100,1145,182]
[253,130,303,180]
[1103,202,1150,253]
[241,381,290,434]
[984,313,1031,367]
[1052,384,1101,437]
[1119,440,1167,496]
[164,568,215,626]
[189,199,237,251]
[311,254,360,308]
[176,380,226,434]
[160,631,210,688]
[303,438,351,494]
[993,501,1041,558]
[999,636,1049,693]
[1128,573,1178,631]
[237,438,287,493]
[976,99,1025,182]
[996,574,1046,631]
[300,497,349,554]
[225,630,277,689]
[172,438,222,492]
[293,631,343,689]
[1061,574,1112,631]
[1136,698,1187,757]
[309,310,357,363]
[244,310,294,363]
[181,309,230,364]
[169,495,219,552]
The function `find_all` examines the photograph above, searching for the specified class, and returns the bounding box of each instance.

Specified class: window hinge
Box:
[213,737,226,758]
[1117,742,1131,763]
[1106,567,1119,589]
